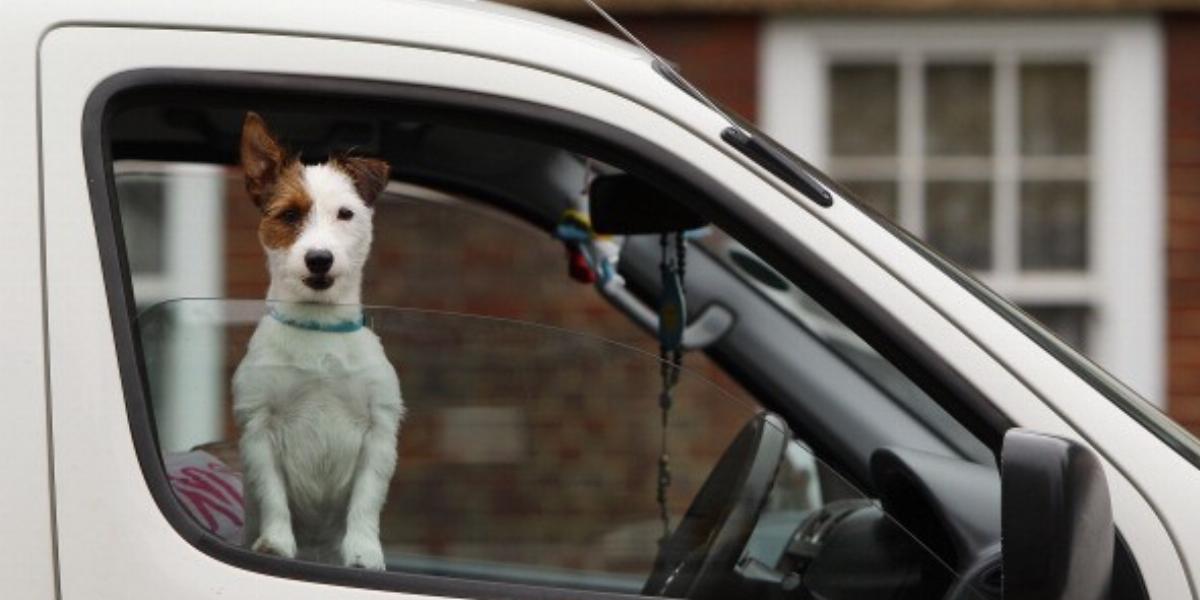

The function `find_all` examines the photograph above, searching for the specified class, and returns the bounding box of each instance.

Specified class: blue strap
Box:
[658,267,686,351]
[268,308,366,333]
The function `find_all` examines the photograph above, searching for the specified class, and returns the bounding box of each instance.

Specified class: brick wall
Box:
[1167,13,1200,434]
[574,14,760,120]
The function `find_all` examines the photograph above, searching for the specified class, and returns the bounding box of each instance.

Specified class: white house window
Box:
[761,18,1165,404]
[825,55,1092,351]
[115,162,228,452]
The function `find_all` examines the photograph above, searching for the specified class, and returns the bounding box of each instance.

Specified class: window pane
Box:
[140,300,962,597]
[1020,63,1089,155]
[117,174,167,275]
[108,94,984,598]
[925,64,993,156]
[830,64,898,156]
[1022,305,1089,352]
[925,181,993,269]
[842,179,898,221]
[1020,181,1088,270]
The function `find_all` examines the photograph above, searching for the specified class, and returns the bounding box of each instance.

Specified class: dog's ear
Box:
[241,112,287,209]
[334,157,390,207]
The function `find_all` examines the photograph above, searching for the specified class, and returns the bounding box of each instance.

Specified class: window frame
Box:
[760,16,1166,406]
[84,69,1010,597]
[115,162,230,453]
[116,161,226,308]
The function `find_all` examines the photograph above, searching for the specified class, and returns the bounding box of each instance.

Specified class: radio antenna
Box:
[576,0,745,134]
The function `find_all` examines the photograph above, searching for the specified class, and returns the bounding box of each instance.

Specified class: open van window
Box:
[97,82,994,598]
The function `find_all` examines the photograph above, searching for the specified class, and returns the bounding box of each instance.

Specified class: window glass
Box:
[1020,63,1089,156]
[829,57,1092,354]
[693,230,991,467]
[143,299,753,588]
[1020,181,1089,270]
[108,100,978,599]
[925,63,993,156]
[117,174,167,275]
[926,181,993,270]
[830,64,898,156]
[139,298,958,598]
[117,163,227,313]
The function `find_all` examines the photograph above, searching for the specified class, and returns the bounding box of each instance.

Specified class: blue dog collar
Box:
[268,308,366,333]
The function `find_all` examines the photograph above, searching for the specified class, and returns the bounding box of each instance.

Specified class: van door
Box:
[39,23,1187,600]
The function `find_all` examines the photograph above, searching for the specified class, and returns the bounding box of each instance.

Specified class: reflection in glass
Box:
[116,175,167,275]
[926,64,993,156]
[830,64,899,156]
[138,300,960,597]
[1021,63,1089,156]
[138,301,779,589]
[1020,181,1088,270]
[925,181,993,269]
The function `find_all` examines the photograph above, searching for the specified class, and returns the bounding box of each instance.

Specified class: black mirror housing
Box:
[1002,429,1114,600]
[589,174,708,235]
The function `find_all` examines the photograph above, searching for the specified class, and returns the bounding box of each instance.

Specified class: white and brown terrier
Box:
[232,112,404,570]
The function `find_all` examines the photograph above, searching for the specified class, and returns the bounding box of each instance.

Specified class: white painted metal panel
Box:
[0,4,58,598]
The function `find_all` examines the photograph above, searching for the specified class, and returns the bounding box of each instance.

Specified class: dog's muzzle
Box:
[303,249,335,290]
[303,275,335,291]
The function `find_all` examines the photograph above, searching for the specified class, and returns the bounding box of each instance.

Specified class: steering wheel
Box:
[642,412,789,599]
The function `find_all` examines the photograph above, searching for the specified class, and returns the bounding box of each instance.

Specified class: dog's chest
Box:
[270,367,374,428]
[273,381,369,510]
[235,323,395,507]
[248,331,381,423]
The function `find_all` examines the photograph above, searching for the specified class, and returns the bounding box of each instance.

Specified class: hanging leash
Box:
[656,230,686,545]
[555,159,688,545]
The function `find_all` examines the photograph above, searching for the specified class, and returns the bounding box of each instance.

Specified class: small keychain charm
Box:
[658,267,686,352]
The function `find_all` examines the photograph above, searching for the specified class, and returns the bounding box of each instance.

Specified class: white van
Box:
[3,1,1197,599]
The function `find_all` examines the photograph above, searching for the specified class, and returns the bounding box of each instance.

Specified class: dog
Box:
[231,112,404,570]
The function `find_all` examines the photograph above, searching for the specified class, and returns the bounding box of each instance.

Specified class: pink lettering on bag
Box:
[164,450,245,543]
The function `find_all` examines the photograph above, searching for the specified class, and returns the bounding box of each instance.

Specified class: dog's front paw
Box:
[341,532,385,570]
[251,525,297,559]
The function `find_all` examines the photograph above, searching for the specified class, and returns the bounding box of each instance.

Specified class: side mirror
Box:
[1002,429,1114,600]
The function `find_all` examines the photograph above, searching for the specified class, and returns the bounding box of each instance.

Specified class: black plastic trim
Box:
[720,128,833,208]
[651,61,834,209]
[1001,429,1114,600]
[82,68,1011,596]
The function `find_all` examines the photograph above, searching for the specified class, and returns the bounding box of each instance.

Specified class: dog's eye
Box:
[278,208,302,224]
[337,208,354,221]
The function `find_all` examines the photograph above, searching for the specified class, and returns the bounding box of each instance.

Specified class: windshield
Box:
[573,0,1200,469]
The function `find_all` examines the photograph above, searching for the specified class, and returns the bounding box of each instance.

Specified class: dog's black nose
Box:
[305,249,334,275]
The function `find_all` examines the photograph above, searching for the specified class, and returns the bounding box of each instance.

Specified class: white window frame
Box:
[115,161,228,450]
[761,16,1165,405]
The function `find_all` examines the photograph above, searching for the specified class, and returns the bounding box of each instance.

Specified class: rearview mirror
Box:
[589,174,708,235]
[1002,429,1114,600]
